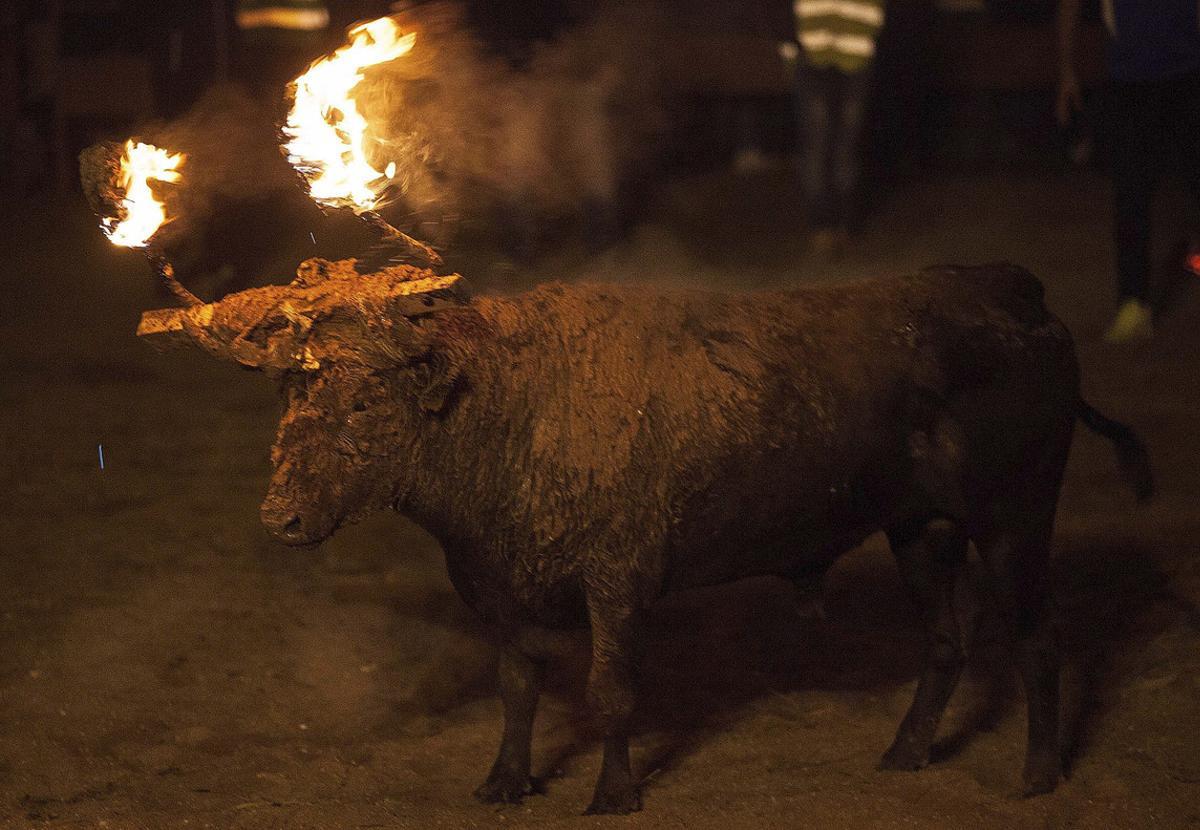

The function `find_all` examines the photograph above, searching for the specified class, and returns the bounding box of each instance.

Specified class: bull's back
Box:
[458,266,1078,612]
[657,264,1079,590]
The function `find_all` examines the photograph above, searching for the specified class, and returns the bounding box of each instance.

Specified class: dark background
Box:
[1,0,1111,194]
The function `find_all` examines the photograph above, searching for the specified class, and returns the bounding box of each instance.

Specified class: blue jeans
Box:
[796,63,873,230]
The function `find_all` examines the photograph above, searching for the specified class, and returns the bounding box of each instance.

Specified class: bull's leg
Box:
[973,429,1070,796]
[879,517,970,771]
[583,592,642,815]
[974,526,1061,796]
[475,641,544,804]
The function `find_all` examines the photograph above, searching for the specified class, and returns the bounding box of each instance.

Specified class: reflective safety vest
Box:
[236,0,330,32]
[794,0,885,74]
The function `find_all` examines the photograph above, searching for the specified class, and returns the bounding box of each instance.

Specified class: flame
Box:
[283,16,415,213]
[103,140,185,248]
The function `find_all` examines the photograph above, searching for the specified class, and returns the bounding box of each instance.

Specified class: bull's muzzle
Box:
[261,503,331,547]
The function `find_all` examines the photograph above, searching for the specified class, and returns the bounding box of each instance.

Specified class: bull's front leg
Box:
[583,589,642,815]
[475,641,544,804]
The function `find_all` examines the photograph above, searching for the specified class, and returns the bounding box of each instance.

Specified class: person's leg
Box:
[1164,69,1200,223]
[1110,80,1164,302]
[1149,69,1200,307]
[831,66,873,232]
[797,64,836,229]
[1106,78,1162,340]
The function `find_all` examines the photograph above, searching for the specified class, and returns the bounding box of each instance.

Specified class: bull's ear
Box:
[413,351,461,414]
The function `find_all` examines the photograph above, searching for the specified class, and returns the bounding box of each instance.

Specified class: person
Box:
[1058,0,1200,343]
[792,0,886,256]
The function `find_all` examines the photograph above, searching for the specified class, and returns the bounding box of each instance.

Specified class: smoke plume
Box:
[359,1,667,245]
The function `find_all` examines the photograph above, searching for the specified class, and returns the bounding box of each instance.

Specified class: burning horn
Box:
[136,258,468,371]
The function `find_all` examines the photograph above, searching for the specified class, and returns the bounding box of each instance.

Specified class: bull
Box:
[138,259,1151,814]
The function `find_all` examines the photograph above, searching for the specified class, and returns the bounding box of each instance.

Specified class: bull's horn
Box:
[137,264,468,371]
[136,287,299,369]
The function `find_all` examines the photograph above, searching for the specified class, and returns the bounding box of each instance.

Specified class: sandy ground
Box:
[2,169,1199,829]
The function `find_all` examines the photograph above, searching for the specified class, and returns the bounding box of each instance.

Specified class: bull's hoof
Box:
[584,788,642,816]
[473,771,542,805]
[877,739,929,772]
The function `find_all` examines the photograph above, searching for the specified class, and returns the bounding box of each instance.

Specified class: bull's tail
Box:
[1077,400,1154,503]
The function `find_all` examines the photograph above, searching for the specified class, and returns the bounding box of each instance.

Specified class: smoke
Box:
[100,85,326,298]
[89,1,667,294]
[357,1,668,245]
[148,84,307,245]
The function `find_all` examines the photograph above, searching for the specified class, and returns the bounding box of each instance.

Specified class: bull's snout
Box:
[261,504,327,546]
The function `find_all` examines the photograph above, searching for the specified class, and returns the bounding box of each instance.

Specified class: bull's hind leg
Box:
[879,517,970,771]
[974,521,1062,796]
[973,429,1071,796]
[583,590,642,815]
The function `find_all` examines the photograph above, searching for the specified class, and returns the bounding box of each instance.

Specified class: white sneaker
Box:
[1103,299,1154,343]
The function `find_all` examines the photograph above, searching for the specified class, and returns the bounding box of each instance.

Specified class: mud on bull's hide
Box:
[139,259,1151,815]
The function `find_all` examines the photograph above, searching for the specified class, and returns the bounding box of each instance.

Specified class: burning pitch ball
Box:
[282,15,441,269]
[82,13,441,304]
[80,140,201,307]
[283,16,413,214]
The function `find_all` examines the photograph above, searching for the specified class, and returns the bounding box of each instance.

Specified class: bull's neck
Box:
[389,294,536,556]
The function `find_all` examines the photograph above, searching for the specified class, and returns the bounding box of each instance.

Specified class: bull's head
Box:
[138,258,469,545]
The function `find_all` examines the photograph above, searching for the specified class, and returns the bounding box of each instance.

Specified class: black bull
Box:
[143,262,1151,814]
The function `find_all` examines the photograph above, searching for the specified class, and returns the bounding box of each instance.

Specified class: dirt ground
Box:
[2,169,1199,829]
